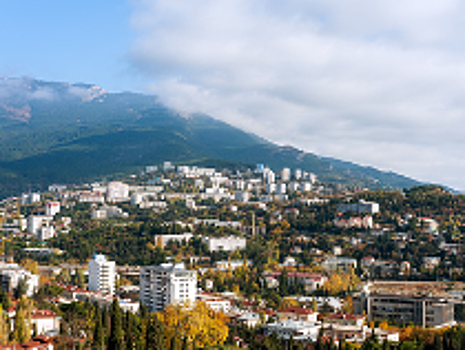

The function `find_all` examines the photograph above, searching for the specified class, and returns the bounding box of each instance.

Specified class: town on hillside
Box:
[0,161,464,349]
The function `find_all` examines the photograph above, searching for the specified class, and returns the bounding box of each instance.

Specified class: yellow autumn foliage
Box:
[159,301,229,348]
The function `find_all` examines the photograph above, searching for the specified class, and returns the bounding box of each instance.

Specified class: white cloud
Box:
[129,0,465,190]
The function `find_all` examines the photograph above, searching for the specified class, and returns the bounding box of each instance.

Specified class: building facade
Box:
[354,292,455,328]
[88,254,116,295]
[140,263,197,312]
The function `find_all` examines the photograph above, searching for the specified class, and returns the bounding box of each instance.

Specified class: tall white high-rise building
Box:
[88,254,116,295]
[140,263,197,312]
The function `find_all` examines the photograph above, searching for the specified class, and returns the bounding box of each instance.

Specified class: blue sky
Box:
[0,0,143,91]
[2,0,465,191]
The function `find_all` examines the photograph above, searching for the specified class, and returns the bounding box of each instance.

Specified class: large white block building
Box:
[203,236,247,252]
[140,263,197,312]
[106,181,129,202]
[88,254,116,295]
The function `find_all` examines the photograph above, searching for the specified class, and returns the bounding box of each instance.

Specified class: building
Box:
[203,236,247,252]
[197,293,232,313]
[106,181,129,202]
[21,193,41,205]
[354,291,455,328]
[154,233,194,248]
[281,168,291,182]
[88,254,116,296]
[26,215,55,240]
[263,320,321,341]
[0,263,39,297]
[277,306,318,323]
[337,200,379,214]
[321,257,357,272]
[91,205,127,220]
[45,202,60,217]
[140,263,197,312]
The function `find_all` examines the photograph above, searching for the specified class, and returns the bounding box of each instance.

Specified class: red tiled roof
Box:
[279,306,314,315]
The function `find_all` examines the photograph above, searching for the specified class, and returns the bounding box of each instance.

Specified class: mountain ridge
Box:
[0,77,422,197]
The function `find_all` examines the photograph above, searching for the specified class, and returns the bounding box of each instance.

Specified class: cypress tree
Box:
[108,299,125,350]
[92,308,105,350]
[169,335,179,350]
[145,315,165,350]
[11,305,28,344]
[125,312,134,350]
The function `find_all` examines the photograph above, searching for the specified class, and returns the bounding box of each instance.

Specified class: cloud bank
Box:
[129,0,465,190]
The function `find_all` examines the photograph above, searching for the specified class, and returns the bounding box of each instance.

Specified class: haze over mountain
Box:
[0,77,420,197]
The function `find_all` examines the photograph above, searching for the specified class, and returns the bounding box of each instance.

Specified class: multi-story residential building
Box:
[321,257,357,272]
[0,263,39,297]
[27,215,54,239]
[337,200,379,215]
[354,291,455,328]
[21,193,41,205]
[88,254,116,295]
[140,263,197,312]
[106,181,129,202]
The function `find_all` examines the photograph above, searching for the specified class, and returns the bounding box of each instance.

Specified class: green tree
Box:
[108,299,125,350]
[0,304,9,345]
[92,308,105,349]
[74,268,86,289]
[145,315,165,350]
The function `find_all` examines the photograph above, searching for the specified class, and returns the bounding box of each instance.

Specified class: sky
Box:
[2,0,465,191]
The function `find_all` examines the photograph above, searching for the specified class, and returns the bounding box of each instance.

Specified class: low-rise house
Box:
[278,306,318,323]
[263,320,321,342]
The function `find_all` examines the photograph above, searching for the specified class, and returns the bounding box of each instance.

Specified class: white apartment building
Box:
[91,205,127,220]
[140,263,197,312]
[27,215,53,236]
[21,193,41,205]
[337,200,380,215]
[106,181,129,202]
[0,263,39,297]
[203,236,247,252]
[321,257,358,272]
[88,254,116,295]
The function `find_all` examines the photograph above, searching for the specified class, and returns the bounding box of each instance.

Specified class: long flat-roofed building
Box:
[355,291,455,328]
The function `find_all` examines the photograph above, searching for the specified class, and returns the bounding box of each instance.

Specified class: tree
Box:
[11,297,33,344]
[160,302,228,348]
[145,314,165,350]
[14,277,28,300]
[0,304,8,345]
[20,259,39,274]
[0,291,11,310]
[74,268,86,289]
[108,299,125,350]
[92,308,105,349]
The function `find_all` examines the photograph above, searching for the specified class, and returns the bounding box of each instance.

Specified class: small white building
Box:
[264,320,321,341]
[45,201,61,217]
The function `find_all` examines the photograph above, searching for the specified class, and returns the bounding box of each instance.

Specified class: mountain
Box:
[0,77,421,197]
